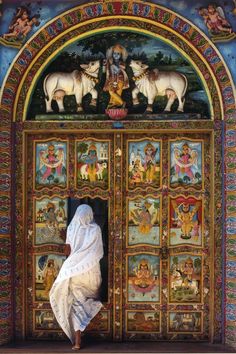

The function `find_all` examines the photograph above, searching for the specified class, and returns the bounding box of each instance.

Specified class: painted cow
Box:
[129,60,188,113]
[43,60,100,113]
[80,164,89,180]
[96,162,107,180]
[80,162,107,181]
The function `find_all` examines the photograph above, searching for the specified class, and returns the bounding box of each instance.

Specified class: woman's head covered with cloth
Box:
[54,204,104,283]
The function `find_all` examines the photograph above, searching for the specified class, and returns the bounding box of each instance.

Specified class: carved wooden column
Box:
[113,132,123,341]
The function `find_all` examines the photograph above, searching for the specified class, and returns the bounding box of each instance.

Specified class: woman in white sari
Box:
[50,204,103,350]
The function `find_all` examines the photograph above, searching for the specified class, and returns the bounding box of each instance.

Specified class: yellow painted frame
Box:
[33,309,62,332]
[125,310,161,333]
[75,137,111,192]
[168,137,204,191]
[126,194,162,248]
[167,310,203,334]
[33,252,66,304]
[168,194,204,249]
[33,195,68,247]
[168,252,203,305]
[33,137,69,191]
[126,137,162,192]
[126,252,161,304]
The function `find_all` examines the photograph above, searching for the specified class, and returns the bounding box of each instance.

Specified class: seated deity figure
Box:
[134,259,155,288]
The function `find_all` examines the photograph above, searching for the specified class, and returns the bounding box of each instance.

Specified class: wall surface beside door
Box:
[0,0,236,349]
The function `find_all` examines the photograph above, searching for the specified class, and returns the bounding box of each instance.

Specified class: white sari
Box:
[49,205,104,342]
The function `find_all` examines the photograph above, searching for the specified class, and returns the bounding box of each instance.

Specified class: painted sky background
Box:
[0,0,236,87]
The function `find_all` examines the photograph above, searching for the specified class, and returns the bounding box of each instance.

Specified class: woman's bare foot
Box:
[72,330,81,350]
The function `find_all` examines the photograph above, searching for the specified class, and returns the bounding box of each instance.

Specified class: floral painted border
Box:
[0,0,234,345]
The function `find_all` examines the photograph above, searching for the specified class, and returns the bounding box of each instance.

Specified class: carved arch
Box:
[1,1,235,121]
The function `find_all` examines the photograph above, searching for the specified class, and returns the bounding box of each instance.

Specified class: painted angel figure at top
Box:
[198,3,232,35]
[2,6,40,41]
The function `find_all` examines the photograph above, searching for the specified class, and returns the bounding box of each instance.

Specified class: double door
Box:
[26,131,212,341]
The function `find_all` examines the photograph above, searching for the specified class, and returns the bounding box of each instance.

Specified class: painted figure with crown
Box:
[77,140,109,189]
[35,141,67,188]
[40,144,64,181]
[170,255,201,303]
[128,254,160,302]
[128,140,161,190]
[133,259,156,290]
[103,44,129,109]
[84,143,99,182]
[43,259,58,296]
[171,199,201,240]
[143,142,158,183]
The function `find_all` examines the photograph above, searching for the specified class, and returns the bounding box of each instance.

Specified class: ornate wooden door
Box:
[25,130,212,341]
[122,132,212,341]
[26,132,115,340]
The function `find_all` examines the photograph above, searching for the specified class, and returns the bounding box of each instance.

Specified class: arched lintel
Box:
[21,22,217,121]
[0,0,235,122]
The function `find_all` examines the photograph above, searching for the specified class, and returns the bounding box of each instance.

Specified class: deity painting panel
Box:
[76,140,109,190]
[127,254,160,302]
[169,196,202,247]
[128,197,161,246]
[168,312,202,333]
[34,310,60,331]
[128,140,161,190]
[86,311,109,332]
[34,197,67,245]
[28,32,211,120]
[35,141,67,189]
[35,254,66,302]
[169,254,202,303]
[127,311,160,333]
[170,140,202,190]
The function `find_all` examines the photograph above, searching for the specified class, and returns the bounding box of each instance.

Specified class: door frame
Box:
[18,125,218,342]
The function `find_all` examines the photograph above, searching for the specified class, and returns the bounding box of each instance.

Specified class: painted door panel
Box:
[26,133,114,340]
[122,133,211,341]
[26,132,211,341]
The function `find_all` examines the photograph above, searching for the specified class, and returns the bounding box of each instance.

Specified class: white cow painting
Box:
[130,60,188,113]
[43,60,100,113]
[79,162,107,181]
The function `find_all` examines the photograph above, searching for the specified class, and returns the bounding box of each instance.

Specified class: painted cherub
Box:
[3,8,29,40]
[3,6,40,41]
[198,3,232,35]
[207,3,232,34]
[21,15,40,37]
